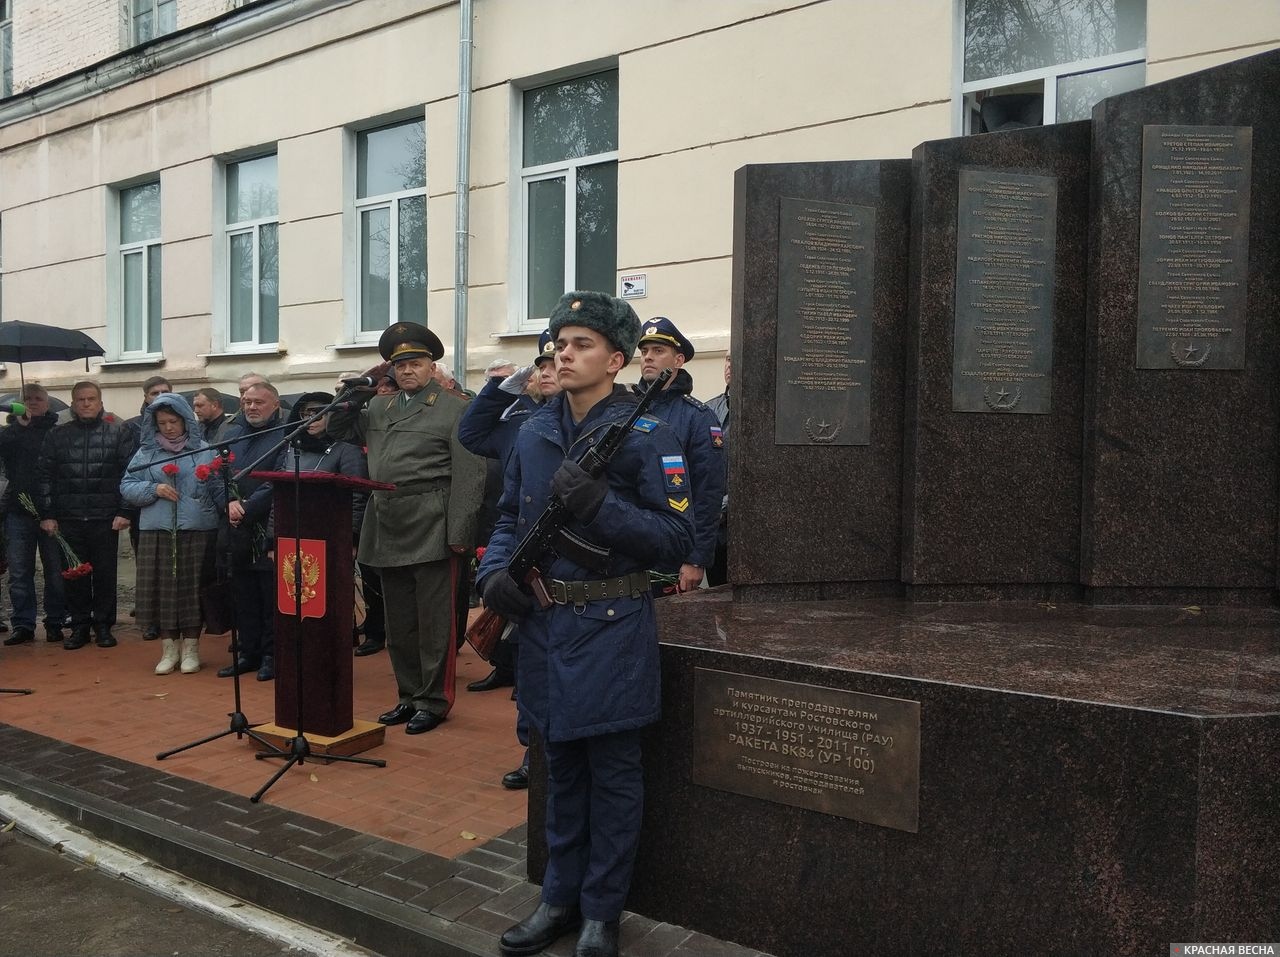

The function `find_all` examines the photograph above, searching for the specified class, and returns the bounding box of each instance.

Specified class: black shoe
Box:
[573,919,620,957]
[63,628,90,651]
[467,667,516,693]
[3,627,35,646]
[378,703,415,725]
[354,638,385,657]
[217,656,259,678]
[94,627,117,648]
[405,710,444,734]
[143,626,160,641]
[45,625,64,643]
[256,656,275,681]
[499,902,581,957]
[502,765,530,790]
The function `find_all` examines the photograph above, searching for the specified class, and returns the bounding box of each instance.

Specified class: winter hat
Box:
[548,291,641,366]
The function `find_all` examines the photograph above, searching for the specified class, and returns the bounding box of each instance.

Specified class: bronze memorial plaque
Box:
[952,169,1058,414]
[692,668,920,832]
[774,196,876,446]
[1136,125,1252,370]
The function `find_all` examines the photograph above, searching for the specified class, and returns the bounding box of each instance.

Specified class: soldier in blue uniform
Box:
[633,316,727,594]
[478,292,693,957]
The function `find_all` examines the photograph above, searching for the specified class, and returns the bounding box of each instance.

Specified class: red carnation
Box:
[475,546,486,561]
[194,464,212,481]
[162,464,180,476]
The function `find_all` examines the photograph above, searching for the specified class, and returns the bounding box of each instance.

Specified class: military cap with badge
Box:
[638,316,695,360]
[534,328,556,366]
[378,321,444,363]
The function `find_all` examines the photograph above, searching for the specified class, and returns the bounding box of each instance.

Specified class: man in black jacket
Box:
[0,384,68,645]
[211,381,285,681]
[36,381,136,650]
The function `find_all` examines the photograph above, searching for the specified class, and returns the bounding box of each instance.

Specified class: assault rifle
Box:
[465,368,673,659]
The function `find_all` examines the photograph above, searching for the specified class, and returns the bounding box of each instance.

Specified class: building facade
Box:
[0,0,1277,411]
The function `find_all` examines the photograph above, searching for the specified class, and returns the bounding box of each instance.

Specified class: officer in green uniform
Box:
[329,322,486,734]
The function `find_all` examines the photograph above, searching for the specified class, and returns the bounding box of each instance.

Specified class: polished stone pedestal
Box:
[617,591,1280,957]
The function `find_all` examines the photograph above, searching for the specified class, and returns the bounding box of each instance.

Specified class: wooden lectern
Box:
[253,470,391,744]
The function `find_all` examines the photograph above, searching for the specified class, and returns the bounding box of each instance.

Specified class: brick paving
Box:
[0,618,770,957]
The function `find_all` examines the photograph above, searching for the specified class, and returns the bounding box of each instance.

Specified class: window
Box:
[960,0,1146,133]
[1,0,13,99]
[119,183,162,356]
[131,0,175,46]
[355,118,426,335]
[225,154,279,347]
[518,69,618,329]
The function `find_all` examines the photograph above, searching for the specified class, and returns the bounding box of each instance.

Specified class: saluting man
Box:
[634,317,727,594]
[478,292,694,957]
[329,322,486,734]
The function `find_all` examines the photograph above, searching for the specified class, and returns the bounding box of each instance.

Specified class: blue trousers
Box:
[5,513,67,631]
[541,729,644,921]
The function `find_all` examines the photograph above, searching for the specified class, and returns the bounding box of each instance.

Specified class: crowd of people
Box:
[0,293,730,957]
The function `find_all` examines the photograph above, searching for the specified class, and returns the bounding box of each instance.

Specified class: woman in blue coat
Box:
[120,393,217,675]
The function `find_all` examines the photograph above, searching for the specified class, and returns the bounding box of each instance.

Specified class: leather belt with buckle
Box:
[548,571,651,605]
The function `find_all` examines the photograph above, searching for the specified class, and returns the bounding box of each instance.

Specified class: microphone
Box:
[0,402,27,416]
[340,376,380,388]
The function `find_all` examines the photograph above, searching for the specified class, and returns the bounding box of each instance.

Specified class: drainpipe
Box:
[453,0,474,383]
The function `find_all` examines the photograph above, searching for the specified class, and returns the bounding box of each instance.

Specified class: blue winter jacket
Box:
[476,386,694,741]
[119,394,218,532]
[632,368,726,569]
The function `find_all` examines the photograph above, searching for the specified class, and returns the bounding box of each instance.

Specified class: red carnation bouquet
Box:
[17,493,92,580]
[162,463,180,576]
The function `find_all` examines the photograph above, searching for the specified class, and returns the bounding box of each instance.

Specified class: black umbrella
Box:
[0,320,105,387]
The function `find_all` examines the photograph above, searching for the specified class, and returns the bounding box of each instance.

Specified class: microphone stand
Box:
[250,396,385,802]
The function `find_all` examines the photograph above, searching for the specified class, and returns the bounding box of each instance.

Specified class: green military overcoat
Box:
[330,382,486,568]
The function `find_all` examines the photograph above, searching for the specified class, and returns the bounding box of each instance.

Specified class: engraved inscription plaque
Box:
[692,668,920,832]
[774,197,876,445]
[1136,125,1252,370]
[952,169,1058,414]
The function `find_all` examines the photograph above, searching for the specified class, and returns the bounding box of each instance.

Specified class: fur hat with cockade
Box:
[548,291,641,367]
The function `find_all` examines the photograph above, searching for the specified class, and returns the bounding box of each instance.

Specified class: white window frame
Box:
[1,0,13,99]
[220,154,279,351]
[114,182,162,360]
[954,0,1145,134]
[130,0,176,46]
[349,118,427,343]
[510,68,619,334]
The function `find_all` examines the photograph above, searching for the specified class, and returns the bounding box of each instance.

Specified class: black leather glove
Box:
[481,571,534,621]
[551,460,608,523]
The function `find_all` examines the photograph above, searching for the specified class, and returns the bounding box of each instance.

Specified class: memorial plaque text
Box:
[692,668,920,832]
[952,169,1058,414]
[1136,125,1252,370]
[774,197,875,445]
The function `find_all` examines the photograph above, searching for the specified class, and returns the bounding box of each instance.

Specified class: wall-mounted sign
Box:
[620,273,647,299]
